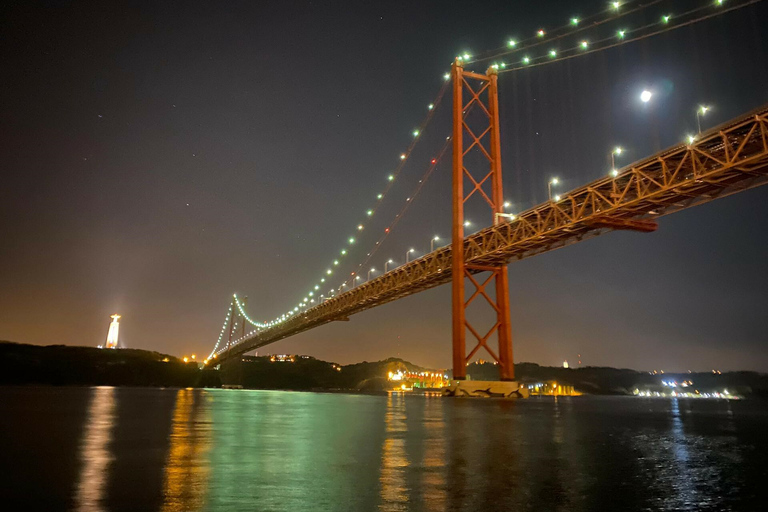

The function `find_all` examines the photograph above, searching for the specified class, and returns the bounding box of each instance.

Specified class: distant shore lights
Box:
[104,314,121,349]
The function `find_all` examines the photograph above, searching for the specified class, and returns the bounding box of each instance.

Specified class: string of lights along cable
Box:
[209,0,761,360]
[206,82,451,359]
[458,0,760,73]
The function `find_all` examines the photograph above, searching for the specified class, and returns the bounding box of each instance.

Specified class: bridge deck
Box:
[213,105,768,363]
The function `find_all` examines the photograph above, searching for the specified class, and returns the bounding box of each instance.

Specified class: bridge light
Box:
[662,15,671,23]
[349,237,355,244]
[614,147,623,155]
[549,49,557,58]
[333,260,339,266]
[463,53,471,60]
[413,130,419,137]
[183,357,188,363]
[580,40,588,49]
[326,269,332,275]
[618,30,626,39]
[522,56,530,64]
[464,220,472,227]
[508,39,517,47]
[554,194,562,202]
[388,174,394,181]
[537,29,545,37]
[341,249,347,255]
[428,103,434,110]
[550,177,559,185]
[503,201,511,208]
[191,355,195,360]
[367,210,373,216]
[611,169,619,177]
[320,278,325,282]
[612,1,621,10]
[640,90,652,103]
[400,154,406,160]
[357,224,364,231]
[687,134,696,144]
[571,17,579,26]
[444,73,450,80]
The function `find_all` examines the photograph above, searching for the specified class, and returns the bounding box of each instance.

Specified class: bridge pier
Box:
[450,59,517,384]
[218,358,244,387]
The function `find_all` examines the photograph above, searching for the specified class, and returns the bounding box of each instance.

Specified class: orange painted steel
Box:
[451,60,514,380]
[210,105,768,365]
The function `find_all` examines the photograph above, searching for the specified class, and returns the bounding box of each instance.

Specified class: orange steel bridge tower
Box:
[451,59,514,381]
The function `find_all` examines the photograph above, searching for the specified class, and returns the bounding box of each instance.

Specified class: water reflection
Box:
[74,386,116,512]
[379,393,410,511]
[161,389,212,512]
[2,388,766,511]
[420,396,447,511]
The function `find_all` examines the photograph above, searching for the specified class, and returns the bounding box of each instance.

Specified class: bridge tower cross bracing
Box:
[451,59,514,381]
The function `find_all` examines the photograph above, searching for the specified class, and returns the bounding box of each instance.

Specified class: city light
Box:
[697,105,711,133]
[640,90,652,102]
[612,146,624,170]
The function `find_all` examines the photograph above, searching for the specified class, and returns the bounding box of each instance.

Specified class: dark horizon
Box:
[2,0,768,372]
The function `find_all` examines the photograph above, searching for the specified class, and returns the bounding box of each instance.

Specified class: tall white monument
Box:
[104,314,121,349]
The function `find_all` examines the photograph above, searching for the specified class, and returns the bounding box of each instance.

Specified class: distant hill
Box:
[2,341,766,396]
[0,341,209,387]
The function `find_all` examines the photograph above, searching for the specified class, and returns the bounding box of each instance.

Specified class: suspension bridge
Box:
[204,0,768,383]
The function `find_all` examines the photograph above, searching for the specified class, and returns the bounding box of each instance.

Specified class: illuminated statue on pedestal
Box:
[104,314,121,349]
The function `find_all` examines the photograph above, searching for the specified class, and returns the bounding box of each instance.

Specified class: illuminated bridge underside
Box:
[216,106,768,363]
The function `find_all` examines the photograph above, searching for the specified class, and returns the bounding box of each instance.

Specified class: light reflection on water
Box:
[161,389,212,512]
[74,386,116,512]
[1,388,767,511]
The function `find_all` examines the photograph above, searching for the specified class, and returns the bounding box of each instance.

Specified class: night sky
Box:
[2,0,767,372]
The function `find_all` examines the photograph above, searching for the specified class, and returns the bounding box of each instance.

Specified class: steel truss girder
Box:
[212,105,768,365]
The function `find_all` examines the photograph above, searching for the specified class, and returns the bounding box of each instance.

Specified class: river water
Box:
[1,387,766,511]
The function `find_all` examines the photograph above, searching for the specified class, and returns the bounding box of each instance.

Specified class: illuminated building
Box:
[527,381,581,396]
[387,368,449,390]
[104,314,120,349]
